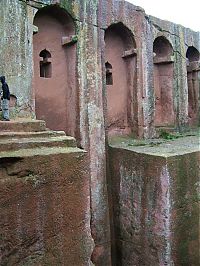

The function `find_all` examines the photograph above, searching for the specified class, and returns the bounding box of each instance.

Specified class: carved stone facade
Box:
[0,0,199,265]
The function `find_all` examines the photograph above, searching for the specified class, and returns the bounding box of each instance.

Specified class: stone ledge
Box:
[0,146,86,159]
[0,130,66,139]
[0,119,46,132]
[153,55,174,64]
[109,135,199,157]
[0,135,77,152]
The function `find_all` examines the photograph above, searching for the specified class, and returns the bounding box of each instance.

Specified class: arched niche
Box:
[186,46,200,126]
[33,6,78,137]
[105,22,137,136]
[153,37,173,59]
[186,46,200,62]
[153,36,175,127]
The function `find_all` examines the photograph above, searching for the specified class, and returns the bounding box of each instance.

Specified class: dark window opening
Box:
[186,46,199,62]
[39,49,52,78]
[106,62,113,85]
[40,61,52,78]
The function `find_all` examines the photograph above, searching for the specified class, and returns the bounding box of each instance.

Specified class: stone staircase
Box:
[0,119,77,153]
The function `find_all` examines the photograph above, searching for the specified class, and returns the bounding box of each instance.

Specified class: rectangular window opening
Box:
[106,73,113,85]
[40,62,52,78]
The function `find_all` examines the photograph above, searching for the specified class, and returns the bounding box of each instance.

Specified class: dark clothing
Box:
[0,76,10,100]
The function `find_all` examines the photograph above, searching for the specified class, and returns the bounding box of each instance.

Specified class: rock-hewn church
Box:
[0,0,199,265]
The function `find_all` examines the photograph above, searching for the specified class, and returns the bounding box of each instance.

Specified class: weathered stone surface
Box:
[168,152,200,265]
[0,0,199,132]
[0,120,46,132]
[0,121,93,266]
[0,130,66,140]
[0,1,34,118]
[0,0,199,265]
[108,136,199,265]
[0,150,93,265]
[150,15,200,129]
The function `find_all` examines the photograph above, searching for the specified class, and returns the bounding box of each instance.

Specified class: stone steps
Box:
[0,119,77,152]
[0,119,46,132]
[0,136,76,152]
[0,130,66,139]
[0,146,83,159]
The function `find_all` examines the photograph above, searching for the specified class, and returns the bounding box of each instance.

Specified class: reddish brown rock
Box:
[0,0,199,265]
[108,136,199,265]
[0,120,93,265]
[33,6,78,138]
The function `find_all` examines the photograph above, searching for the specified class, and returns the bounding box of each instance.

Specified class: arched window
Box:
[39,49,52,78]
[105,61,113,85]
[186,46,199,62]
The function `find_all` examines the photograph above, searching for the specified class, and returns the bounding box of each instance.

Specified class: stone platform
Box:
[0,119,93,265]
[108,134,199,265]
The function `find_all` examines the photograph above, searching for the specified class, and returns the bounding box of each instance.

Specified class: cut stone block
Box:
[0,119,93,265]
[108,135,199,265]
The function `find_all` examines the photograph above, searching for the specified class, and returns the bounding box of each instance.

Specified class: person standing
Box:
[0,76,10,121]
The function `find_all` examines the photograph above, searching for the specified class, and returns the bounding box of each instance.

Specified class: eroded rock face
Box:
[0,153,92,265]
[109,148,170,265]
[0,0,199,265]
[0,121,93,265]
[168,152,200,265]
[108,137,200,265]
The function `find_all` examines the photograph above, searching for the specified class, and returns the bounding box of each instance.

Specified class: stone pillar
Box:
[77,2,111,264]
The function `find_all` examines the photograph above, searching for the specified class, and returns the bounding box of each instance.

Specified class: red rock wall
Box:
[109,148,169,265]
[154,63,175,126]
[33,7,78,138]
[0,150,93,265]
[0,1,199,265]
[108,147,200,265]
[105,23,137,136]
[168,152,200,265]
